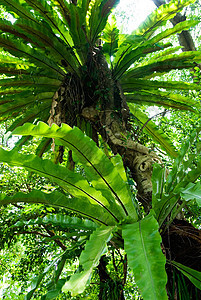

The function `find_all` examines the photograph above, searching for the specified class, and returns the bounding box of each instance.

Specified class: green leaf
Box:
[0,91,53,121]
[129,104,177,158]
[4,103,50,133]
[0,34,65,78]
[132,0,196,38]
[64,3,88,63]
[180,182,201,204]
[62,225,114,296]
[150,19,199,45]
[124,51,201,79]
[165,131,199,194]
[13,122,137,221]
[0,76,61,90]
[35,138,52,157]
[110,154,127,182]
[41,279,66,300]
[0,190,114,226]
[102,15,119,64]
[126,90,198,113]
[120,77,201,93]
[52,0,71,26]
[113,42,153,80]
[113,7,195,79]
[14,214,98,231]
[88,0,119,44]
[0,0,37,21]
[170,261,201,291]
[122,215,168,300]
[24,0,72,46]
[0,148,124,224]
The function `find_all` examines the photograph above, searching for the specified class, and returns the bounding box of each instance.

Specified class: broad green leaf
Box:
[0,62,30,76]
[113,42,153,79]
[120,78,201,93]
[171,261,201,291]
[0,0,37,21]
[132,0,196,38]
[102,15,119,64]
[35,138,52,157]
[11,136,32,149]
[112,2,199,78]
[125,51,201,79]
[14,18,78,69]
[110,154,127,182]
[65,3,88,63]
[180,182,201,204]
[88,0,119,44]
[0,62,63,80]
[165,131,199,194]
[0,148,124,223]
[24,0,72,45]
[0,77,61,89]
[122,215,168,300]
[0,190,113,226]
[5,103,50,134]
[62,225,114,296]
[150,19,199,45]
[125,90,197,113]
[0,34,65,78]
[0,91,53,121]
[129,104,177,157]
[52,0,71,26]
[41,279,66,300]
[13,122,137,221]
[14,214,98,231]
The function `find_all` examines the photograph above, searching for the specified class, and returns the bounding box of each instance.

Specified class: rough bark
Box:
[49,48,158,210]
[81,105,159,210]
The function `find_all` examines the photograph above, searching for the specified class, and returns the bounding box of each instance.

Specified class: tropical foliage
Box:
[0,0,201,299]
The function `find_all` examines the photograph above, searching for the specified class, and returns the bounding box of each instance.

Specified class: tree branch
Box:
[42,225,67,251]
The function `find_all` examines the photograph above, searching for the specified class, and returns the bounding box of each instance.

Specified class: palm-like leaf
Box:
[0,0,199,158]
[14,213,99,231]
[13,121,137,220]
[0,147,127,224]
[0,190,113,225]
